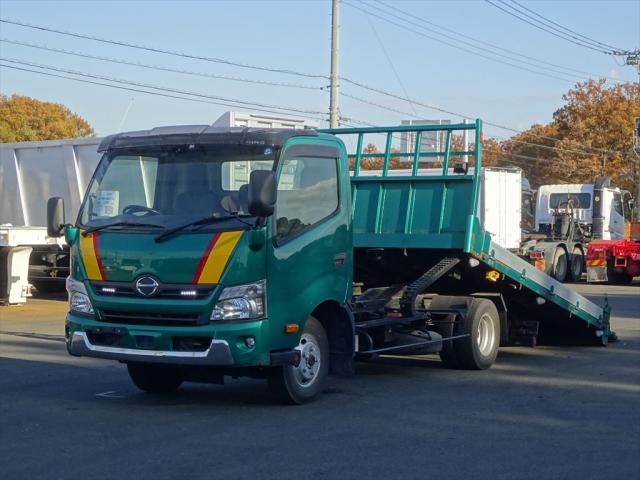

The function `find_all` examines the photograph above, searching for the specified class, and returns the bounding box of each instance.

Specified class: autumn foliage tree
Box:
[0,94,95,142]
[500,80,640,194]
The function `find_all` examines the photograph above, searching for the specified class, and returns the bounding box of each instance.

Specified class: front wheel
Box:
[552,247,568,283]
[268,316,329,404]
[569,247,584,282]
[127,363,183,393]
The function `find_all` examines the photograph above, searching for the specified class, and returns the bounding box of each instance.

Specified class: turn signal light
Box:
[284,324,300,334]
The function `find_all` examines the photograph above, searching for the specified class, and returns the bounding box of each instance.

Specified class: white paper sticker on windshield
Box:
[94,190,120,217]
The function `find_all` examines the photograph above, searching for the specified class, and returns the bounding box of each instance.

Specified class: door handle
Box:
[333,253,346,266]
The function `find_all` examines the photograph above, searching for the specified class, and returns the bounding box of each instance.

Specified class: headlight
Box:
[67,277,94,315]
[211,280,266,321]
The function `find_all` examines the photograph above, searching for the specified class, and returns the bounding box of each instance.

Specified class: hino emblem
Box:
[135,276,159,297]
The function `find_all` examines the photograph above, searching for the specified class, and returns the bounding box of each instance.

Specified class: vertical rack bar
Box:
[353,133,363,176]
[470,119,483,216]
[464,119,483,253]
[382,132,393,176]
[441,130,452,175]
[405,131,422,234]
[411,131,422,176]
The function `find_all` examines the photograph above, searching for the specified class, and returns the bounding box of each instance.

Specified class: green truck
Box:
[47,121,612,404]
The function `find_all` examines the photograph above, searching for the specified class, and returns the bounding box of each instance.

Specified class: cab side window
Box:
[275,156,339,243]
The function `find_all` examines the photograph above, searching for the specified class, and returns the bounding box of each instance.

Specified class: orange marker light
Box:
[284,324,300,334]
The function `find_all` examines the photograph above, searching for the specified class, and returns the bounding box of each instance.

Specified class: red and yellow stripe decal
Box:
[79,231,106,280]
[193,231,244,284]
[586,259,606,267]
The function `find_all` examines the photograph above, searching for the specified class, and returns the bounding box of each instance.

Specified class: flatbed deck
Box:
[321,121,611,344]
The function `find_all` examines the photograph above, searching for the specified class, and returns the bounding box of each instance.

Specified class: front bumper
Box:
[68,331,234,365]
[65,312,273,367]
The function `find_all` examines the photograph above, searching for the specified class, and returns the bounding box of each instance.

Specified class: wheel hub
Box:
[476,313,497,357]
[293,334,321,387]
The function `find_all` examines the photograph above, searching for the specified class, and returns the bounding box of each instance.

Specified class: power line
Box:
[0,18,328,79]
[344,0,582,83]
[1,15,622,157]
[0,57,326,117]
[485,0,618,55]
[509,0,624,52]
[0,38,324,90]
[372,0,618,82]
[0,63,323,121]
[341,75,621,156]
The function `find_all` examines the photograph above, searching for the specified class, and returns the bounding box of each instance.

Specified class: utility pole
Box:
[623,52,640,219]
[633,117,640,220]
[614,49,640,219]
[329,0,340,128]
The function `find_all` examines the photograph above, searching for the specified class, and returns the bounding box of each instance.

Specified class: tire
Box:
[453,299,500,370]
[569,247,584,282]
[268,316,329,404]
[127,363,183,393]
[552,247,568,283]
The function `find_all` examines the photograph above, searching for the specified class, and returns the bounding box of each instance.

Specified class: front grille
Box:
[90,281,214,300]
[100,309,203,327]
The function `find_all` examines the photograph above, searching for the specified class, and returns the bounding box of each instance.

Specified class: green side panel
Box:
[351,176,474,249]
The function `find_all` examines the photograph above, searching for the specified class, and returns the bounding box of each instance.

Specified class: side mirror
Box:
[628,199,635,211]
[248,170,276,217]
[47,197,66,237]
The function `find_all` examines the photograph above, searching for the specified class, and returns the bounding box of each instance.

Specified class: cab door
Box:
[266,141,351,350]
[608,190,625,239]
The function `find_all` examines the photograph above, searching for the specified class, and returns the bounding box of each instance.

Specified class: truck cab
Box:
[535,179,626,240]
[49,126,353,403]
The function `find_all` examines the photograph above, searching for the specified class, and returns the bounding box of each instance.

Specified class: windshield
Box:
[79,145,276,229]
[549,192,591,209]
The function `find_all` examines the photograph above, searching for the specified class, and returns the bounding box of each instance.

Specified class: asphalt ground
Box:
[1,283,638,480]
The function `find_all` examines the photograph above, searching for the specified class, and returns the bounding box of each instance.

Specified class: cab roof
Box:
[97,125,318,152]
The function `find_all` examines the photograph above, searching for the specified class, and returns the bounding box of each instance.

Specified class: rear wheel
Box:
[569,247,584,282]
[455,299,501,370]
[430,297,500,370]
[552,247,568,282]
[268,316,329,404]
[127,363,183,393]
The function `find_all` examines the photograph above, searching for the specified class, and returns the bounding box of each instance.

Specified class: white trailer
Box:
[0,137,101,303]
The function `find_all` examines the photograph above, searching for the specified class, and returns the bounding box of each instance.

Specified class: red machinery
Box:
[586,222,640,284]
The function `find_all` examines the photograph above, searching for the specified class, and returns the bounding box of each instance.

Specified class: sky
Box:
[0,0,638,141]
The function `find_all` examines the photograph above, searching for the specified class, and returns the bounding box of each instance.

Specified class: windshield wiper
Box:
[82,221,164,236]
[155,213,254,243]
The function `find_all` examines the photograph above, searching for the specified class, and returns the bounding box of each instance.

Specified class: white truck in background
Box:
[520,177,630,283]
